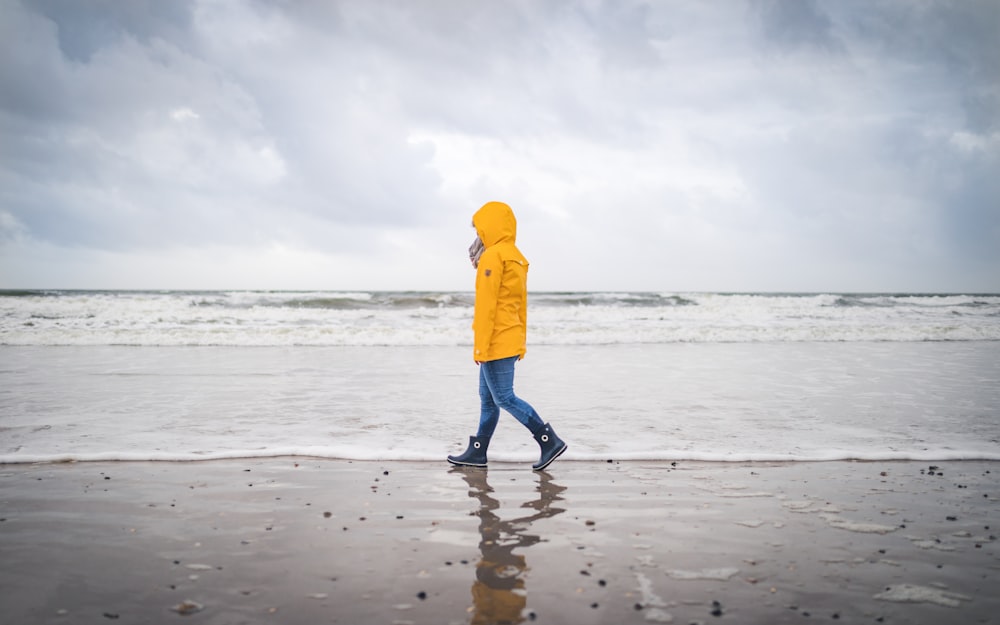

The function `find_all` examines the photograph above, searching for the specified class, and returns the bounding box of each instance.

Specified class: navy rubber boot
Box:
[532,423,567,471]
[447,435,490,467]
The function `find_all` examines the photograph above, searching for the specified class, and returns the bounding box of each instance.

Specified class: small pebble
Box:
[416,591,427,600]
[171,600,204,615]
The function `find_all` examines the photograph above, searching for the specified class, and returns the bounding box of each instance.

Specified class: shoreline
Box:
[1,459,998,624]
[6,451,1000,464]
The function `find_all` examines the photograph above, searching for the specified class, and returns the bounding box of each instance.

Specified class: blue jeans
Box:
[477,355,545,438]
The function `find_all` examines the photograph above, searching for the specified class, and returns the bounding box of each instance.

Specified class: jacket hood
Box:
[472,201,516,248]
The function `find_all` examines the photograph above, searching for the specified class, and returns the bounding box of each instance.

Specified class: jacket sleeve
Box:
[519,273,528,359]
[473,251,502,360]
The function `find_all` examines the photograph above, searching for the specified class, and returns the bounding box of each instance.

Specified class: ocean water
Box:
[1,290,998,464]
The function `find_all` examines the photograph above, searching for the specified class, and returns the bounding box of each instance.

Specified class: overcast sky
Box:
[1,0,997,292]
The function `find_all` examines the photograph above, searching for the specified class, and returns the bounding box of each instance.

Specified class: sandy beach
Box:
[1,459,997,625]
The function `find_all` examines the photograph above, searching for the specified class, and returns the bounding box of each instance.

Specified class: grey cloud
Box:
[752,0,842,52]
[1,0,997,290]
[33,0,196,63]
[1,0,452,252]
[842,0,999,133]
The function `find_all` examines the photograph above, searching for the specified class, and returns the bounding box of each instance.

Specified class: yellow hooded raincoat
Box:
[472,202,529,363]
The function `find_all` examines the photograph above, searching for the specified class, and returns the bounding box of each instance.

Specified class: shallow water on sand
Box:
[2,341,998,464]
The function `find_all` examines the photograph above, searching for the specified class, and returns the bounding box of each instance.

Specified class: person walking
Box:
[448,201,567,471]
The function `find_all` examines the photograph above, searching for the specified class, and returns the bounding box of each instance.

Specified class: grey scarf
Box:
[468,235,485,268]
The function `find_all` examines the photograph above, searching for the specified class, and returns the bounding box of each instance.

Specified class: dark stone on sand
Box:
[416,591,427,600]
[590,602,599,608]
[103,613,119,619]
[598,579,607,587]
[634,603,644,610]
[323,512,332,518]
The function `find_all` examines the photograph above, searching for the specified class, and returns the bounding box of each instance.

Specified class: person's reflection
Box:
[451,467,567,625]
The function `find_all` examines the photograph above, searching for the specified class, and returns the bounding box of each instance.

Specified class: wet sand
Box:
[1,460,997,624]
